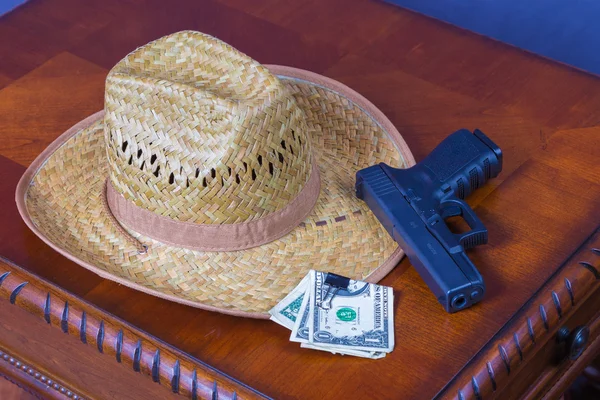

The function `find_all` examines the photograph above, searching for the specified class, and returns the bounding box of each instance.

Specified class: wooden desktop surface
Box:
[0,0,599,399]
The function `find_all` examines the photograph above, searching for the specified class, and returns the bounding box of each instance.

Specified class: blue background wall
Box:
[0,0,27,16]
[386,0,600,75]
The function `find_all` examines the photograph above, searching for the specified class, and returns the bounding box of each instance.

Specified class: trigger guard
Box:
[440,198,478,228]
[440,198,488,249]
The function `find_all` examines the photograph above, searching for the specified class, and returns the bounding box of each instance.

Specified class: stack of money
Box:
[269,270,394,359]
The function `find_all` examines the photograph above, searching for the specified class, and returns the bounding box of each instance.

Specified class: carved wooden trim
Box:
[440,227,600,399]
[0,258,268,400]
[0,347,82,399]
[0,377,44,400]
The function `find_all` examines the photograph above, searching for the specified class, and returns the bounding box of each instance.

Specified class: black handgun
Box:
[355,129,502,313]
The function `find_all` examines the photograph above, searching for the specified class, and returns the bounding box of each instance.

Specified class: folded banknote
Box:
[270,270,394,359]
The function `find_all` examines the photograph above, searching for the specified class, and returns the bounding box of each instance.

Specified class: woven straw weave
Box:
[22,31,414,316]
[105,31,312,224]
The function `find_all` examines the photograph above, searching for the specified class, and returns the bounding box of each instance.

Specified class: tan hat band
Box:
[105,162,321,251]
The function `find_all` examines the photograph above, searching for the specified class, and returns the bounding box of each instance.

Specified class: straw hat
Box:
[16,31,415,318]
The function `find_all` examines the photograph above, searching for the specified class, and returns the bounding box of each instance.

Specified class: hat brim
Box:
[16,66,415,318]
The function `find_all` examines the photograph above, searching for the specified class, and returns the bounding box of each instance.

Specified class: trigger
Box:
[440,197,489,250]
[460,231,488,250]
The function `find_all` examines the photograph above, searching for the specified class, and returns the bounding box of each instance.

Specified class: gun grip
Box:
[435,198,488,251]
[421,129,502,200]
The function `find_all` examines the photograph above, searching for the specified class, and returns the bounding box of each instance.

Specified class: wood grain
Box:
[69,0,342,74]
[441,228,600,399]
[218,0,408,54]
[0,376,39,400]
[1,0,599,399]
[0,258,266,400]
[0,346,82,400]
[0,53,106,166]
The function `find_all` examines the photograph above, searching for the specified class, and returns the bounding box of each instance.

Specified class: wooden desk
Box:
[0,0,599,399]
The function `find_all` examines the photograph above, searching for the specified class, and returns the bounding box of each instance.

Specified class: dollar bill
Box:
[307,270,394,353]
[294,290,386,358]
[271,270,394,358]
[269,274,310,330]
[300,343,386,359]
[289,270,314,344]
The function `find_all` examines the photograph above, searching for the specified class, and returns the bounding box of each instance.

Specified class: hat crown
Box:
[104,31,314,225]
